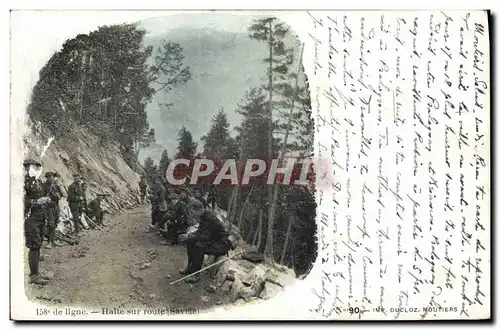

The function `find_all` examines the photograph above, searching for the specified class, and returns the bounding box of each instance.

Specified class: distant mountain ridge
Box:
[139,28,269,163]
[139,25,301,164]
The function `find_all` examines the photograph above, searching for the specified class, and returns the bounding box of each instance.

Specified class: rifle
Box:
[169,251,242,285]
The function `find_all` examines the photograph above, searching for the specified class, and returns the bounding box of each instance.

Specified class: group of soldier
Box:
[140,174,235,283]
[23,158,108,286]
[24,156,234,286]
[67,174,108,235]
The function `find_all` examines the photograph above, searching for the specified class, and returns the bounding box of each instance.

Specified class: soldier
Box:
[206,184,218,210]
[52,172,67,217]
[161,175,171,204]
[52,172,67,244]
[67,174,86,236]
[162,188,192,244]
[42,172,63,248]
[24,158,53,285]
[88,194,108,227]
[193,185,206,208]
[178,210,233,283]
[139,176,148,204]
[148,175,167,231]
[81,178,89,212]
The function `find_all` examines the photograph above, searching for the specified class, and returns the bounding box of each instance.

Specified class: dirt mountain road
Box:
[25,205,230,312]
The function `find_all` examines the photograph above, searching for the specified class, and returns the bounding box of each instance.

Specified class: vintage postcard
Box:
[10,10,490,320]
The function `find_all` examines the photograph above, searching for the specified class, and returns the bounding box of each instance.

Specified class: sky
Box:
[133,13,304,163]
[137,13,266,38]
[136,14,271,163]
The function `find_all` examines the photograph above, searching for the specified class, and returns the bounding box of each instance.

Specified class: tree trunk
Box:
[227,185,239,224]
[266,44,305,259]
[280,215,294,264]
[227,186,236,213]
[252,212,260,246]
[230,187,239,225]
[258,208,269,253]
[228,143,244,224]
[237,185,254,231]
[264,20,275,259]
[255,209,263,248]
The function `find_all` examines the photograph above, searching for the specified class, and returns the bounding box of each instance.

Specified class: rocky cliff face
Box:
[23,119,143,215]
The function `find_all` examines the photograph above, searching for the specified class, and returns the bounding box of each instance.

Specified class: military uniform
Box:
[179,210,231,282]
[139,178,148,203]
[81,180,89,211]
[23,158,52,285]
[88,195,106,226]
[163,178,171,204]
[207,184,217,210]
[149,179,167,227]
[67,175,86,234]
[42,172,63,247]
[163,195,190,242]
[53,173,67,220]
[193,186,206,208]
[25,175,47,250]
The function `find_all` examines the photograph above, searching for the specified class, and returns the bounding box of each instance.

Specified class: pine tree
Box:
[266,44,306,260]
[134,127,155,158]
[152,40,192,93]
[151,40,192,120]
[248,17,294,258]
[231,87,277,253]
[175,127,198,159]
[158,149,171,177]
[271,47,316,268]
[201,108,234,162]
[274,69,313,153]
[235,88,276,160]
[85,24,156,150]
[143,157,157,185]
